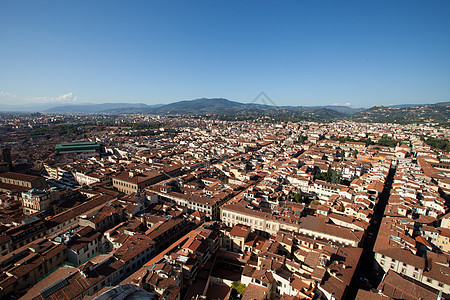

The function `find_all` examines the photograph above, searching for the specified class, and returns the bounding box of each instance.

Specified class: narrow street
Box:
[345,163,396,299]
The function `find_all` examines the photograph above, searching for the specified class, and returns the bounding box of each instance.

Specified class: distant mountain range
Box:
[1,98,448,124]
[308,105,364,115]
[36,98,364,115]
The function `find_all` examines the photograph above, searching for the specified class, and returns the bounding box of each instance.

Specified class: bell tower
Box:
[1,146,13,171]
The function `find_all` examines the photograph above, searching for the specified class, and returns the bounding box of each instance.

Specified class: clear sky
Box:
[1,0,449,108]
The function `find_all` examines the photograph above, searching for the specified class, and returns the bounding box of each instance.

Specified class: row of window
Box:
[316,185,338,191]
[223,212,264,226]
[380,256,419,271]
[0,178,32,187]
[381,258,444,288]
[114,180,138,189]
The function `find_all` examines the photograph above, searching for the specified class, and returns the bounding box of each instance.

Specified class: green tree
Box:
[330,169,341,184]
[293,192,303,203]
[231,282,246,295]
[297,135,308,144]
[377,137,399,147]
[421,136,450,152]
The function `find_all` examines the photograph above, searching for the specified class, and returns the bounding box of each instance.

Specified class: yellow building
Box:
[438,227,450,253]
[112,170,166,194]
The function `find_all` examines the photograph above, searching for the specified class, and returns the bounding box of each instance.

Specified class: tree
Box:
[231,282,246,295]
[297,135,308,144]
[330,169,341,184]
[377,137,399,147]
[293,192,303,203]
[421,136,450,152]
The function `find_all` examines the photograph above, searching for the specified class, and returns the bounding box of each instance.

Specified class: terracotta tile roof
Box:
[0,172,40,182]
[242,283,268,300]
[114,234,155,263]
[355,289,390,300]
[45,194,116,228]
[319,274,347,300]
[229,224,250,238]
[378,270,447,300]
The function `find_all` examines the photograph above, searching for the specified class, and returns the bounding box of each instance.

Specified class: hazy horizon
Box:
[2,97,449,114]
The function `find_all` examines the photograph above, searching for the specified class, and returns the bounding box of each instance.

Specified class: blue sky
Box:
[1,0,449,108]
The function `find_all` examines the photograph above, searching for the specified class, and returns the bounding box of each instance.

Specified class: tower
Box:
[1,146,13,171]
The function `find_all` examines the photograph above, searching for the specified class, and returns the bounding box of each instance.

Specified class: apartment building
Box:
[0,171,47,190]
[21,187,60,215]
[221,201,301,237]
[4,217,47,251]
[64,226,102,266]
[113,170,167,194]
[309,180,347,200]
[45,194,116,236]
[374,218,450,295]
[0,239,67,298]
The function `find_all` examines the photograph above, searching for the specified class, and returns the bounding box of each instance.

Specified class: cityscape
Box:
[0,109,449,299]
[1,1,450,300]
